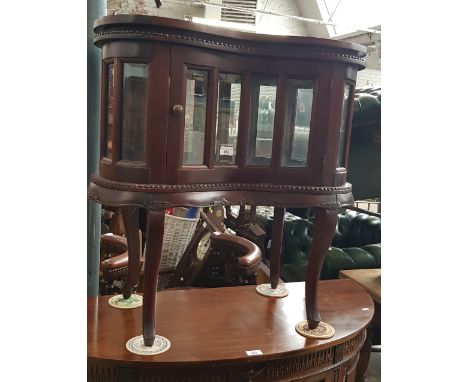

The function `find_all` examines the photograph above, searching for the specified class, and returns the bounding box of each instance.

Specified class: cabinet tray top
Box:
[90,15,365,206]
[94,15,366,67]
[88,16,367,349]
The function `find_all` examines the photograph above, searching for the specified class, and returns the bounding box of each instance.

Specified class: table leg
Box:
[142,209,165,347]
[269,207,285,289]
[121,206,141,299]
[355,328,371,382]
[305,207,337,328]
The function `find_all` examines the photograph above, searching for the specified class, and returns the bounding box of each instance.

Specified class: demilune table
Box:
[88,279,374,381]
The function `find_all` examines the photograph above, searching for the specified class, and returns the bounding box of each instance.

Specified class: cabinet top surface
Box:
[88,279,373,364]
[94,15,366,67]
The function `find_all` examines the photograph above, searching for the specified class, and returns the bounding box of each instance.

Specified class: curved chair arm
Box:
[100,230,143,285]
[211,232,262,276]
[100,234,128,256]
[101,251,144,283]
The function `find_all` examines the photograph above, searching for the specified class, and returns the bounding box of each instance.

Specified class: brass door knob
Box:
[172,104,184,115]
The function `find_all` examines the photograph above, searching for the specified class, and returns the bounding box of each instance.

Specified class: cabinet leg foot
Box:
[121,206,141,299]
[269,207,285,290]
[142,209,165,347]
[305,208,337,329]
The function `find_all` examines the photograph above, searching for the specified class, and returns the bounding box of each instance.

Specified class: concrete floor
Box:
[364,351,381,382]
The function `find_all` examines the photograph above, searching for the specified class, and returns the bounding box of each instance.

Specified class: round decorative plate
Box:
[256,283,289,298]
[108,294,143,309]
[295,320,335,339]
[126,335,171,355]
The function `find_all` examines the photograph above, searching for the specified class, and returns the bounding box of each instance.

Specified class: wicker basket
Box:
[143,208,199,270]
[160,213,199,268]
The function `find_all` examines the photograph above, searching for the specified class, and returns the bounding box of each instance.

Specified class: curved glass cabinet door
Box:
[247,77,277,166]
[184,69,209,165]
[336,84,352,168]
[121,63,148,161]
[215,73,242,166]
[104,63,114,159]
[281,79,314,167]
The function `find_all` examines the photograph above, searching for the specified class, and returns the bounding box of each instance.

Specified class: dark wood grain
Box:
[121,206,141,298]
[88,15,366,350]
[269,207,285,289]
[141,209,165,346]
[93,15,367,59]
[305,208,338,329]
[148,43,170,184]
[88,279,373,380]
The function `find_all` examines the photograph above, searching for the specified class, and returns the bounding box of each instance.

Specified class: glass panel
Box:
[215,73,242,166]
[104,63,114,158]
[281,79,314,167]
[247,77,277,165]
[336,84,351,167]
[183,69,208,165]
[121,63,148,161]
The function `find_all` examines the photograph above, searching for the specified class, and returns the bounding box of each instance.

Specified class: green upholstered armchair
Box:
[256,209,381,282]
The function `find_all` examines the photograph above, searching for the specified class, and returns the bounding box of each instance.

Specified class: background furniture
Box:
[100,233,137,294]
[256,208,381,282]
[340,269,381,346]
[88,279,374,381]
[348,86,381,201]
[99,208,144,295]
[167,209,262,288]
[340,269,381,382]
[88,15,366,346]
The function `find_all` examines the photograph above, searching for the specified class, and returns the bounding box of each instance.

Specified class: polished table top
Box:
[339,269,381,304]
[88,280,374,365]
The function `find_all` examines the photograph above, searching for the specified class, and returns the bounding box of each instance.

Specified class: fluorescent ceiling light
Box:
[185,16,256,33]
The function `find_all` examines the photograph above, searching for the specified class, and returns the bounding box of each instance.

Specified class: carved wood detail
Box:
[94,25,365,67]
[88,365,116,382]
[343,331,366,357]
[90,175,352,195]
[87,334,367,381]
[87,340,363,382]
[265,347,334,380]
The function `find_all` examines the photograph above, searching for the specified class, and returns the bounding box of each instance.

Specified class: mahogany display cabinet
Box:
[88,15,367,348]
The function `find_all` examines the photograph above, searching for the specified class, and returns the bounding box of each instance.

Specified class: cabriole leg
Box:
[270,207,285,289]
[255,207,288,298]
[142,209,165,347]
[121,206,141,299]
[305,207,338,328]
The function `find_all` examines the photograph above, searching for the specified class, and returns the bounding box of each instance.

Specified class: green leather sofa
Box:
[256,209,381,282]
[348,86,381,201]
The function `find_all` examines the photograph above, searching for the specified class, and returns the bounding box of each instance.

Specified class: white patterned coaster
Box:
[108,294,143,309]
[256,283,289,298]
[295,320,335,339]
[126,335,171,355]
